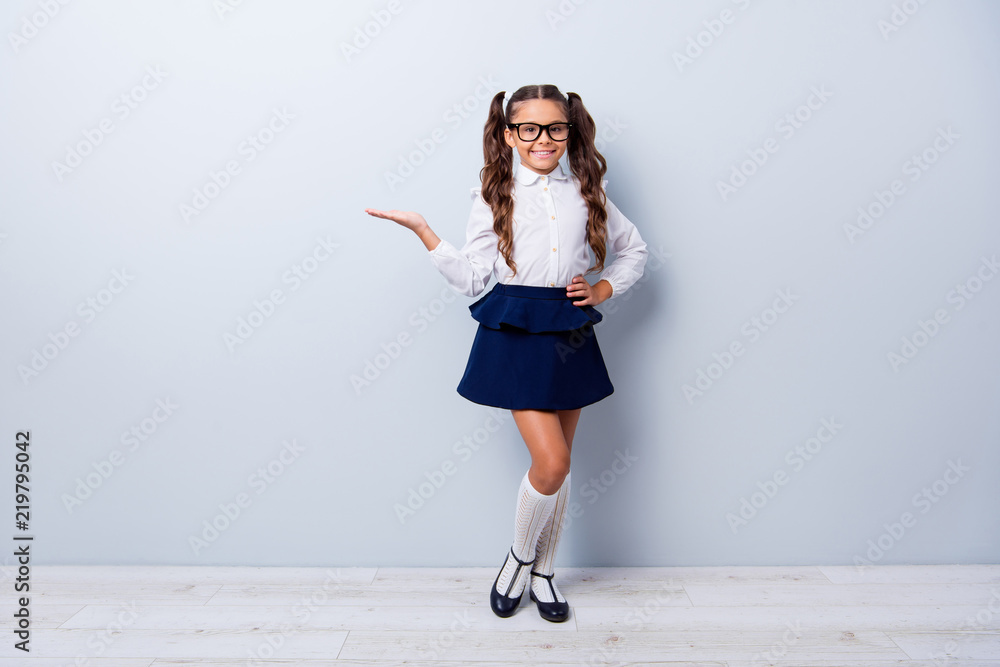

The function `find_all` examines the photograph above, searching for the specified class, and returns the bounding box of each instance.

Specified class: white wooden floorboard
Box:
[574,604,1000,632]
[33,582,223,605]
[17,603,86,628]
[334,628,908,662]
[819,565,1000,584]
[683,582,998,607]
[6,565,997,664]
[60,602,582,632]
[0,661,154,667]
[21,565,378,585]
[23,629,349,659]
[889,632,1000,661]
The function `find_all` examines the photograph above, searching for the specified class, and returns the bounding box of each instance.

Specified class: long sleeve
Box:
[427,187,498,297]
[599,188,648,299]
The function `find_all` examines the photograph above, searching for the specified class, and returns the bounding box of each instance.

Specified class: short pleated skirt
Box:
[456,282,614,410]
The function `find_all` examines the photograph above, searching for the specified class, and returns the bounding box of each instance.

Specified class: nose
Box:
[534,128,556,144]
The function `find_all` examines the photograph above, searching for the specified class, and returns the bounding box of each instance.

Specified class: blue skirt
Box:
[456,283,614,410]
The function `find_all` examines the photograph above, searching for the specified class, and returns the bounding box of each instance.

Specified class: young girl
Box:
[366,84,648,623]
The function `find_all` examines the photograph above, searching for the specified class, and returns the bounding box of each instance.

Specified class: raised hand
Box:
[365,207,441,252]
[364,207,427,233]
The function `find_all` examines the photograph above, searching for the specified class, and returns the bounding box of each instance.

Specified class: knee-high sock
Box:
[530,471,570,603]
[495,470,558,598]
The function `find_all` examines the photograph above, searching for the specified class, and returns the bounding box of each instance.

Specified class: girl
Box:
[365,84,647,623]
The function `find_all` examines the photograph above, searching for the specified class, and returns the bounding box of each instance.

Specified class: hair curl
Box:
[479,84,608,278]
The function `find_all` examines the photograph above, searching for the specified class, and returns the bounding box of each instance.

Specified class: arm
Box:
[414,224,441,252]
[365,188,497,297]
[425,188,498,297]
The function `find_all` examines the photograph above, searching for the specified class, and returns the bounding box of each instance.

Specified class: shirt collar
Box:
[514,161,570,186]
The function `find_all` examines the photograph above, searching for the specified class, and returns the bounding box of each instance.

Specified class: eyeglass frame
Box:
[506,122,573,142]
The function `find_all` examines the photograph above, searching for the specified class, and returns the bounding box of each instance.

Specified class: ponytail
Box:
[479,85,610,278]
[566,91,608,275]
[479,91,517,277]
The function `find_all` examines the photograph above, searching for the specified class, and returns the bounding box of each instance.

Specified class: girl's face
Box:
[504,98,569,175]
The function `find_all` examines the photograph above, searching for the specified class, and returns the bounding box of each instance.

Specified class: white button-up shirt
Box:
[428,162,648,298]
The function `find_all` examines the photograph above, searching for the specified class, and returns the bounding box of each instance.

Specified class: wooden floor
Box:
[3,564,999,665]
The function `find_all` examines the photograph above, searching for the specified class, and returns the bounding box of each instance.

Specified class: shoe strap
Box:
[530,570,559,601]
[509,546,534,566]
[501,547,533,597]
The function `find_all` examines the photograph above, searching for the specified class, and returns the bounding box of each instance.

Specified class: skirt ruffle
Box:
[456,282,614,410]
[468,282,604,333]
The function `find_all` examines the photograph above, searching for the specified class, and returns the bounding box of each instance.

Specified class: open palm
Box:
[365,208,427,232]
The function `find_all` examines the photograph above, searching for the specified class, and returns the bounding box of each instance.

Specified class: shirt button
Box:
[552,247,557,252]
[549,282,555,286]
[550,215,555,220]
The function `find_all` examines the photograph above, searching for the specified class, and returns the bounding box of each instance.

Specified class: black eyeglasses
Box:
[506,122,572,142]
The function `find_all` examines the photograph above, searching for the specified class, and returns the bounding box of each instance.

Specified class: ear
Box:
[503,126,517,149]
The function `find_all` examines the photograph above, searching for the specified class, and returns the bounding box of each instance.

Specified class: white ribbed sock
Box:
[530,471,570,604]
[494,470,558,598]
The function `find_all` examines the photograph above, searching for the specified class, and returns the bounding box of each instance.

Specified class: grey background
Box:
[1,0,998,567]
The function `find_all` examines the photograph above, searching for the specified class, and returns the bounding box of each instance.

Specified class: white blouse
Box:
[428,162,648,299]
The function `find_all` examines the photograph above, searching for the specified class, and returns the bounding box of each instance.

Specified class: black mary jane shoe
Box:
[528,570,570,622]
[490,547,533,618]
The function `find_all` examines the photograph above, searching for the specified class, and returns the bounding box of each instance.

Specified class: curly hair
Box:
[479,84,608,278]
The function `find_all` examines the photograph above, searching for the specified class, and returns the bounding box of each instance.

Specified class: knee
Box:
[533,455,570,493]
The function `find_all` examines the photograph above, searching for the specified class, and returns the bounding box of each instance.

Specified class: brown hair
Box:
[479,84,608,278]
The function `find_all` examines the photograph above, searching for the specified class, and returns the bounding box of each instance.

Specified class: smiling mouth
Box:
[531,150,555,158]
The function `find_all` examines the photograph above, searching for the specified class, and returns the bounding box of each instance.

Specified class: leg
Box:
[557,408,582,454]
[526,408,582,619]
[511,408,574,494]
[491,408,582,617]
[490,411,566,616]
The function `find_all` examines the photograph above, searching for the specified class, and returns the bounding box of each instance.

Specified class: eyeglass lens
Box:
[517,123,569,142]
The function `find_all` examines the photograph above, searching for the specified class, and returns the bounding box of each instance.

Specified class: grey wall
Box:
[1,0,998,567]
